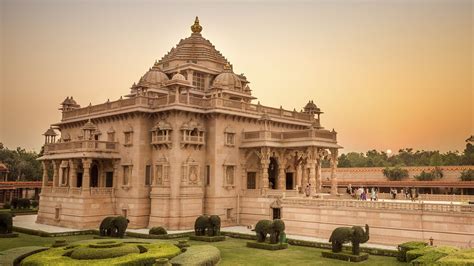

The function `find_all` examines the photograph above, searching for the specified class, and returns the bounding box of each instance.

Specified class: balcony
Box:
[41,140,120,159]
[241,129,341,149]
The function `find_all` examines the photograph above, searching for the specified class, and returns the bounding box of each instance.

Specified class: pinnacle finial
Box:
[223,62,232,71]
[191,16,202,34]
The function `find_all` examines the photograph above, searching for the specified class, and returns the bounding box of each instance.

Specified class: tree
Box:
[382,167,409,181]
[0,145,42,181]
[459,170,474,181]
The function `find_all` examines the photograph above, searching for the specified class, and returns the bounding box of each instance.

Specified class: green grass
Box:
[0,233,98,251]
[1,234,407,265]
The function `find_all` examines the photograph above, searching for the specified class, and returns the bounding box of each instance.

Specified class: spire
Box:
[191,16,202,34]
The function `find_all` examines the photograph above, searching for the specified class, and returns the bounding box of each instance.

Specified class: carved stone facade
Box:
[37,17,341,230]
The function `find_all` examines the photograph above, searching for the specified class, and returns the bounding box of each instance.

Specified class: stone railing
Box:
[377,192,474,202]
[61,95,314,123]
[41,187,114,197]
[242,129,337,143]
[282,198,474,213]
[44,140,118,155]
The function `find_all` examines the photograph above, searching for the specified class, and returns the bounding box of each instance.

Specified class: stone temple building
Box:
[37,17,341,229]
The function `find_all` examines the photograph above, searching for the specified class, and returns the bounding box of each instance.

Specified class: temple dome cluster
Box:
[212,66,242,91]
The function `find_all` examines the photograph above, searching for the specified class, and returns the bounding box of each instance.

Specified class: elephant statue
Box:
[0,213,15,234]
[194,215,221,236]
[255,219,286,244]
[329,224,369,255]
[99,216,129,238]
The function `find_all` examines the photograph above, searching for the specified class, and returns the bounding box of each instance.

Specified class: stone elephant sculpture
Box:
[329,224,370,255]
[255,219,285,244]
[99,216,129,238]
[0,213,15,234]
[194,215,221,236]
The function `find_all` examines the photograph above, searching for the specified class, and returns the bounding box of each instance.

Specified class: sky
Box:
[0,0,472,154]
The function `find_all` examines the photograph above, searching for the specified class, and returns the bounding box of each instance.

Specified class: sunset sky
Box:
[0,0,472,154]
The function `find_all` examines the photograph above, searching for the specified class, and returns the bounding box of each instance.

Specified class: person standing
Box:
[305,184,311,197]
[371,188,376,201]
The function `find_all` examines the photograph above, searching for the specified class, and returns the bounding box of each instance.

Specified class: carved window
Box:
[107,128,115,142]
[225,166,235,186]
[145,165,152,186]
[151,120,172,148]
[182,158,200,186]
[123,126,133,146]
[154,161,169,187]
[123,166,131,185]
[181,120,205,147]
[193,71,205,91]
[247,172,256,189]
[224,126,236,146]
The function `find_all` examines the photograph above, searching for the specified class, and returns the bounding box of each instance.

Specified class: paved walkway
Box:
[14,215,397,250]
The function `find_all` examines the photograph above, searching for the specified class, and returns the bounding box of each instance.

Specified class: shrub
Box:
[383,167,409,181]
[31,200,39,209]
[3,203,11,209]
[414,167,444,181]
[70,244,140,260]
[397,241,427,262]
[437,248,474,265]
[99,216,129,238]
[10,198,18,209]
[208,215,221,236]
[255,220,272,242]
[410,246,459,265]
[15,198,31,209]
[0,212,14,234]
[170,245,220,266]
[194,215,209,236]
[460,169,474,181]
[149,226,167,235]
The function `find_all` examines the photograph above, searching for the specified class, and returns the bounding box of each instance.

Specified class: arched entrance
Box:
[90,164,99,187]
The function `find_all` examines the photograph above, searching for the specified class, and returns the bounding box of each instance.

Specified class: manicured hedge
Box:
[149,226,167,235]
[437,248,474,265]
[189,235,226,242]
[126,231,193,239]
[322,251,369,262]
[13,226,99,237]
[169,245,220,266]
[397,241,428,262]
[406,246,459,264]
[0,246,49,266]
[20,240,181,265]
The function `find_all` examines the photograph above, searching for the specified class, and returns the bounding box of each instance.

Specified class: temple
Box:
[37,17,341,229]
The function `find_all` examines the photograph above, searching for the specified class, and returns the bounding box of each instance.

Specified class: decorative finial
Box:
[191,16,202,34]
[223,62,232,71]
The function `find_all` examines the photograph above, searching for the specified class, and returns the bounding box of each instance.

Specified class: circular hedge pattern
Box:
[20,240,181,266]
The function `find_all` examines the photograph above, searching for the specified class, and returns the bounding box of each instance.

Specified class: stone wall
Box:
[239,196,474,247]
[321,165,474,181]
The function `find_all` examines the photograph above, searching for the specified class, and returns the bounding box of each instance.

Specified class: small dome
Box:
[139,67,169,86]
[172,72,187,81]
[304,100,320,113]
[212,66,242,90]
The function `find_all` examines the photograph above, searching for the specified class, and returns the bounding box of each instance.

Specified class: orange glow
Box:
[0,1,472,153]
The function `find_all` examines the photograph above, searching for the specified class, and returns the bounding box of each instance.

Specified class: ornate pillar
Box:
[82,158,91,189]
[330,148,339,195]
[316,159,322,192]
[112,159,120,189]
[277,150,287,190]
[41,161,49,187]
[69,159,77,188]
[52,160,59,188]
[259,148,270,190]
[308,161,316,195]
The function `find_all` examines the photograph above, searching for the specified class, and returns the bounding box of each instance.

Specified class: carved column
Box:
[316,158,322,193]
[82,158,91,189]
[112,159,120,189]
[330,148,339,195]
[260,148,270,190]
[52,160,59,188]
[41,161,49,187]
[277,151,286,190]
[69,159,77,188]
[308,161,316,195]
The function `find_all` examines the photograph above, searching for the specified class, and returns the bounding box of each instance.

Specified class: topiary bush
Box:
[194,215,209,236]
[397,241,427,262]
[169,245,220,266]
[255,220,272,242]
[149,227,167,235]
[208,215,221,236]
[0,212,15,234]
[270,219,285,244]
[98,216,129,238]
[409,246,459,265]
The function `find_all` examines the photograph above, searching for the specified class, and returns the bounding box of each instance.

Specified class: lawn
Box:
[0,234,407,265]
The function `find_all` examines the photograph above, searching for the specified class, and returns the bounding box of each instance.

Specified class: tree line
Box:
[332,143,474,168]
[0,143,42,181]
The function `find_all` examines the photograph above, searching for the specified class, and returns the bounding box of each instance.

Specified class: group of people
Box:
[390,187,419,201]
[346,185,379,201]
